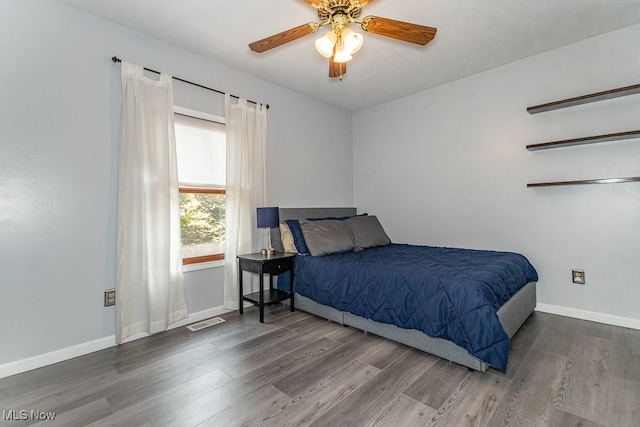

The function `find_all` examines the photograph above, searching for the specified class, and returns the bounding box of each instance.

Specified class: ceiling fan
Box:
[248,0,437,80]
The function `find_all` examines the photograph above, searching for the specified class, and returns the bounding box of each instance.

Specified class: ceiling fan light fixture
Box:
[333,51,353,63]
[315,30,337,58]
[341,28,363,55]
[333,34,353,63]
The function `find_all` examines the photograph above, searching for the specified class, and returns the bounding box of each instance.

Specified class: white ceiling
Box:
[56,0,640,111]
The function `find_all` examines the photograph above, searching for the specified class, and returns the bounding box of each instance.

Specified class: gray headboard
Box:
[270,207,357,253]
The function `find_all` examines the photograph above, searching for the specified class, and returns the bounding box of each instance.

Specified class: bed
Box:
[271,207,538,372]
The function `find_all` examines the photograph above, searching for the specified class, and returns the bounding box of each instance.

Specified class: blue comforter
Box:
[278,243,538,371]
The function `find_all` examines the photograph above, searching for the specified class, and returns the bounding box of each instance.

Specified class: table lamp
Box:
[257,207,279,255]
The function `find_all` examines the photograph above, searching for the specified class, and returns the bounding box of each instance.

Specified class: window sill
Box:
[183,259,225,272]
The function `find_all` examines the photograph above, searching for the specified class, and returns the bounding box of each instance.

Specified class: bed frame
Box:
[271,207,537,372]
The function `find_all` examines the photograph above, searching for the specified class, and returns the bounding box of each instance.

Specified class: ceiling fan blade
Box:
[361,16,437,45]
[329,55,347,79]
[249,23,319,53]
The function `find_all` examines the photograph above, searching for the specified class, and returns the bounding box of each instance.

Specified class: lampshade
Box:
[315,30,337,58]
[332,35,352,63]
[333,48,353,63]
[256,207,279,228]
[342,28,363,55]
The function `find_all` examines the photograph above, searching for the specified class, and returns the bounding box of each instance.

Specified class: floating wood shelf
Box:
[527,176,640,188]
[527,130,640,151]
[527,83,640,114]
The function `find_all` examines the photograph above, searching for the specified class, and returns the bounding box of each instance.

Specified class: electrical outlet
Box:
[104,289,116,306]
[572,269,585,285]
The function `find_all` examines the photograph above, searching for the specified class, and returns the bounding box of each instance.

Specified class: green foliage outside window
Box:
[179,193,225,258]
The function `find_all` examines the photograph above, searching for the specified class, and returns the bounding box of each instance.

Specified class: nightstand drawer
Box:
[261,259,293,274]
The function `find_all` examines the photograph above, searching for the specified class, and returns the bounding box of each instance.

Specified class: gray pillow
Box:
[300,220,354,256]
[345,215,391,251]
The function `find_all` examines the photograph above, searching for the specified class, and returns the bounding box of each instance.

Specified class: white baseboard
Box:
[0,336,116,380]
[536,303,640,330]
[0,306,232,379]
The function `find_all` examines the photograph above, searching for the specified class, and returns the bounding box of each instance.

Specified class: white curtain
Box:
[115,62,188,344]
[223,94,268,310]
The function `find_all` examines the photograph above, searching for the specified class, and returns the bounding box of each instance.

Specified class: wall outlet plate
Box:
[572,269,585,284]
[104,289,116,306]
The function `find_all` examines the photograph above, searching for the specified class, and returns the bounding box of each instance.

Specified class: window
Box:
[174,108,226,265]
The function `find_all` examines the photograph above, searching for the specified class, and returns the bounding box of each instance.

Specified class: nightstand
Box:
[237,252,295,323]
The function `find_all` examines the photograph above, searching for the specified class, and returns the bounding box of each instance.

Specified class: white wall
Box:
[0,0,353,372]
[354,24,640,327]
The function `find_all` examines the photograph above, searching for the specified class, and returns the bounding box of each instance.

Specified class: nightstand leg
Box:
[238,269,243,314]
[259,271,264,323]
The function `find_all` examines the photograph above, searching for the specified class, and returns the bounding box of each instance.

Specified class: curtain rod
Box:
[111,56,269,109]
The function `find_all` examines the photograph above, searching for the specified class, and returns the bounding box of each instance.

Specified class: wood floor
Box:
[1,306,639,426]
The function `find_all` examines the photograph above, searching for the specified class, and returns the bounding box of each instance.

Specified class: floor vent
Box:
[186,317,226,332]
